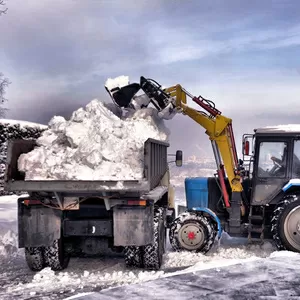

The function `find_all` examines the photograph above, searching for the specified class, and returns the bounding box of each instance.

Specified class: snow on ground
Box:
[18,99,169,181]
[0,194,280,300]
[0,188,295,300]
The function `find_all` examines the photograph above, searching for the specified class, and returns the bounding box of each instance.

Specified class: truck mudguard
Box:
[18,198,62,248]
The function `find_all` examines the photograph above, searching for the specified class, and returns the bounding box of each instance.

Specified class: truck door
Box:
[251,139,290,205]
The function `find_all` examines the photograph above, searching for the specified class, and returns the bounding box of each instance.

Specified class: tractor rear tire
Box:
[124,246,143,268]
[271,194,300,252]
[25,247,44,271]
[169,212,217,253]
[143,207,165,270]
[43,239,70,271]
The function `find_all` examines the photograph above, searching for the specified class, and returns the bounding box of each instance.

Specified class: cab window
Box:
[292,140,300,177]
[257,141,287,177]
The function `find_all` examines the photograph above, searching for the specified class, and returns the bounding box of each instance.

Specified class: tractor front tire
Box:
[271,194,300,252]
[169,212,217,253]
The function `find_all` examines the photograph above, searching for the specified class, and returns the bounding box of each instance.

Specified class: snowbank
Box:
[18,99,169,181]
[0,119,47,130]
[0,230,19,258]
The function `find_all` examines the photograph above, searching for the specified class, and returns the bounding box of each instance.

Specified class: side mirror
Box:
[243,140,250,156]
[242,134,254,158]
[175,150,183,167]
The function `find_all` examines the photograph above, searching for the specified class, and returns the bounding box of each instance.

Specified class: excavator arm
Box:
[163,84,243,208]
[105,76,245,210]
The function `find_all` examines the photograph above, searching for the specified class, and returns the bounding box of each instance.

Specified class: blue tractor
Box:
[107,76,300,254]
[169,127,300,253]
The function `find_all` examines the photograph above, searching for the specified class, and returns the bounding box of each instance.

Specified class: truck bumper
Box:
[63,219,113,237]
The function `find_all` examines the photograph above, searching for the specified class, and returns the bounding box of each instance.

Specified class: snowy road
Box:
[0,194,286,300]
[82,251,300,300]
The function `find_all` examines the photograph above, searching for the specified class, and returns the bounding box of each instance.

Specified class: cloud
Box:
[145,23,300,65]
[1,0,300,160]
[0,0,157,83]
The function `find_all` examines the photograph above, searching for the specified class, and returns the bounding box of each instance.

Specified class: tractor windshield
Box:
[292,140,300,177]
[257,141,287,177]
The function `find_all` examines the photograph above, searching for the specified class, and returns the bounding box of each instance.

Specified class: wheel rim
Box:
[284,205,300,251]
[178,222,205,251]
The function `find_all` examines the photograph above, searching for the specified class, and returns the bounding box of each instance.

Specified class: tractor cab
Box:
[243,126,300,206]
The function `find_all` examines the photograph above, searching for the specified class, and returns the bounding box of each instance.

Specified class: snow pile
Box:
[18,99,169,180]
[0,230,19,258]
[0,195,22,259]
[163,241,275,269]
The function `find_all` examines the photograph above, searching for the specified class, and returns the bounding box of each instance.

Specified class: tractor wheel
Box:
[142,207,165,270]
[271,194,300,252]
[124,246,143,268]
[25,247,44,271]
[43,239,70,271]
[169,212,217,253]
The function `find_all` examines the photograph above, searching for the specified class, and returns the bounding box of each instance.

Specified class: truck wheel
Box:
[43,239,70,271]
[124,246,143,268]
[143,207,165,270]
[271,194,300,252]
[169,212,216,253]
[25,247,44,271]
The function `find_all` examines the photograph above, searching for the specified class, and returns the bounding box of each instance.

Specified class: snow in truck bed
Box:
[18,99,169,181]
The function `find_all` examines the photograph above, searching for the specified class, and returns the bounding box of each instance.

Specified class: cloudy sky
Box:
[1,0,300,158]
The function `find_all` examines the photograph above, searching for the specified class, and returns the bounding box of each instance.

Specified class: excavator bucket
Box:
[105,83,140,108]
[105,75,177,120]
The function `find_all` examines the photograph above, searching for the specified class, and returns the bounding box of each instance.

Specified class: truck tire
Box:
[143,207,165,270]
[124,246,143,268]
[25,247,44,271]
[169,212,216,253]
[271,194,300,252]
[43,239,70,271]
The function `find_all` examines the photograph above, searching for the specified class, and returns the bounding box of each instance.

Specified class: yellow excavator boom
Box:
[164,84,243,208]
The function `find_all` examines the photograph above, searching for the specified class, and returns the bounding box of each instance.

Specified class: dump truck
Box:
[4,138,182,271]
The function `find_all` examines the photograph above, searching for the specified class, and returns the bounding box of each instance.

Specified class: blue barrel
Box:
[185,177,209,210]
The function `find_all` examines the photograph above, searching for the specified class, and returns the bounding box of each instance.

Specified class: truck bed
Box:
[4,138,169,193]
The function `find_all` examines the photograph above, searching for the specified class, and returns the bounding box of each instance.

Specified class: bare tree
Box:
[0,1,9,117]
[0,74,9,117]
[0,0,7,15]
